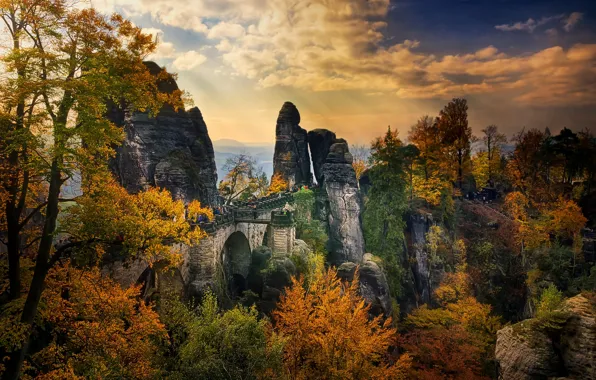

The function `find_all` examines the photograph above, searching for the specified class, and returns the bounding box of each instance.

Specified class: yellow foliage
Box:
[187,200,214,222]
[268,173,288,194]
[352,159,368,182]
[472,151,490,189]
[62,178,206,267]
[504,191,529,222]
[274,268,411,379]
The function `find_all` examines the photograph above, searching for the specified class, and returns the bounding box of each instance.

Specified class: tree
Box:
[506,129,550,203]
[218,154,266,204]
[472,151,490,189]
[274,268,411,379]
[408,116,450,205]
[0,2,187,376]
[481,125,507,185]
[350,144,370,182]
[269,173,288,194]
[161,291,284,380]
[9,265,167,379]
[363,127,409,298]
[437,98,472,189]
[293,188,328,254]
[401,271,500,379]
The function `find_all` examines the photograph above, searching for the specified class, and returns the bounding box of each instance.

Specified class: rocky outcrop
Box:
[322,141,365,265]
[406,212,434,306]
[495,294,596,380]
[307,129,337,185]
[337,254,393,317]
[108,61,219,206]
[273,102,312,188]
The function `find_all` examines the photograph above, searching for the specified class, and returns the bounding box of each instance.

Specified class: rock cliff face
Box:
[406,212,434,306]
[108,61,219,206]
[272,102,312,188]
[321,141,365,265]
[495,294,596,380]
[307,129,337,185]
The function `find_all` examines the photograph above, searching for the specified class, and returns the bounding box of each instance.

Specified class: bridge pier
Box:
[267,211,296,256]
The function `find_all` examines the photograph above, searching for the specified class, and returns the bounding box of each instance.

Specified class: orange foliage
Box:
[546,197,587,241]
[268,173,289,194]
[273,268,411,379]
[400,325,488,380]
[27,265,166,379]
[401,271,500,379]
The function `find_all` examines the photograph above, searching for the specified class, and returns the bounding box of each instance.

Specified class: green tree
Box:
[293,188,328,254]
[161,292,284,380]
[363,127,409,298]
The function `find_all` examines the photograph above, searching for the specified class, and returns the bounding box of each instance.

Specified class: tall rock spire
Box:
[272,102,312,188]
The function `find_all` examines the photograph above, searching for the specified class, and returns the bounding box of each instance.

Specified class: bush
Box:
[161,292,284,380]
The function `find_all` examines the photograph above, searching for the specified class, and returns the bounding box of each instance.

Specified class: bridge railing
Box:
[188,191,295,234]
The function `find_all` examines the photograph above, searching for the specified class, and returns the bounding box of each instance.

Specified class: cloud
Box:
[126,0,596,106]
[495,18,538,33]
[495,14,566,33]
[142,28,177,59]
[215,39,233,52]
[207,22,245,39]
[172,50,207,71]
[563,12,583,32]
[545,28,558,37]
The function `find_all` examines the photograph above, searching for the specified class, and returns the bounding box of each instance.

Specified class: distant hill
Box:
[213,140,275,181]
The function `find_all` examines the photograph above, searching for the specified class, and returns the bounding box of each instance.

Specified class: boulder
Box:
[337,258,393,317]
[495,294,596,379]
[272,102,312,188]
[107,61,219,206]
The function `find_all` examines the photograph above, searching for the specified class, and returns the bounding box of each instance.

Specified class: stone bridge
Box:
[184,193,296,296]
[106,192,296,298]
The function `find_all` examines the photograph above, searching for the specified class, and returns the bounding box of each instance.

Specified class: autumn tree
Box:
[401,271,500,379]
[350,144,370,182]
[472,150,490,189]
[481,125,507,185]
[269,173,288,194]
[274,268,411,379]
[506,128,551,203]
[12,265,167,379]
[437,98,472,189]
[218,153,266,204]
[408,115,449,205]
[0,2,190,377]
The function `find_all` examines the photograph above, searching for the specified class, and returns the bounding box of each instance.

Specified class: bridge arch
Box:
[221,231,252,298]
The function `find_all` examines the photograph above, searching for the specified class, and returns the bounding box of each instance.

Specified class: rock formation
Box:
[406,212,434,306]
[321,140,365,265]
[495,294,596,379]
[108,61,219,206]
[273,102,312,188]
[337,254,393,317]
[307,129,337,185]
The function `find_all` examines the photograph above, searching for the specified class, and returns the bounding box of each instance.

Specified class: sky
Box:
[94,0,596,144]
